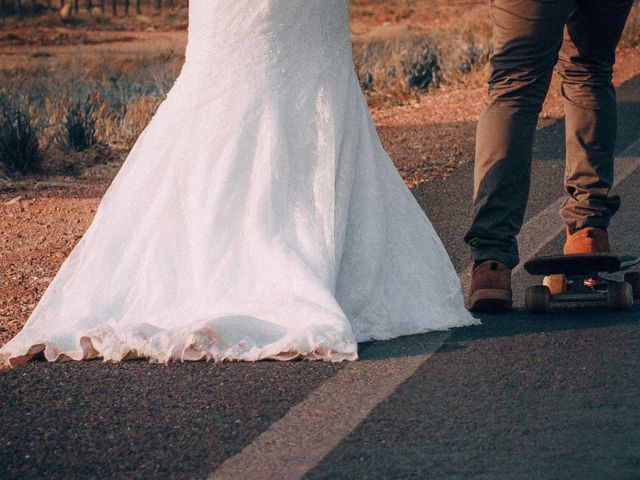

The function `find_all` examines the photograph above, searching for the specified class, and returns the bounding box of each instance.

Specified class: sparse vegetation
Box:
[353,30,492,107]
[0,46,180,178]
[0,0,637,181]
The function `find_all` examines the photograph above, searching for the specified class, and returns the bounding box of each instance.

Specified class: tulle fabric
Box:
[0,0,476,367]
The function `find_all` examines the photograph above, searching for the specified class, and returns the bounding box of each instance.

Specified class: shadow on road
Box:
[358,305,640,360]
[455,306,640,340]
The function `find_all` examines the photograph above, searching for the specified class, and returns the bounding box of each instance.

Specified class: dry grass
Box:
[0,47,182,178]
[353,29,492,107]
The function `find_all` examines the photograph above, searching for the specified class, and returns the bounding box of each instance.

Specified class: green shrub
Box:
[403,42,443,91]
[0,93,41,175]
[61,93,101,151]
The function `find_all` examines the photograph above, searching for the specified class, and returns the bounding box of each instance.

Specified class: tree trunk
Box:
[135,0,140,14]
[124,0,128,14]
[111,0,116,15]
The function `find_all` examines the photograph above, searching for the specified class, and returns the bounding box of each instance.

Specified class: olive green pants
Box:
[464,0,634,269]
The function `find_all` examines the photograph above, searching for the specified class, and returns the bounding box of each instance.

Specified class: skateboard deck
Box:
[524,253,639,276]
[523,253,640,313]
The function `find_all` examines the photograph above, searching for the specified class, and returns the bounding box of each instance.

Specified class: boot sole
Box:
[466,289,513,312]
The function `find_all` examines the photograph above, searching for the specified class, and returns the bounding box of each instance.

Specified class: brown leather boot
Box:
[466,260,512,312]
[545,227,611,295]
[563,226,610,254]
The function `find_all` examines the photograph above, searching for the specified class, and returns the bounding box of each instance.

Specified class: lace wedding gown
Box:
[0,0,475,367]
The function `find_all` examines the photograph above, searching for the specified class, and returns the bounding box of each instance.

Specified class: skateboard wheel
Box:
[543,274,567,296]
[525,285,551,314]
[607,281,634,311]
[623,272,640,300]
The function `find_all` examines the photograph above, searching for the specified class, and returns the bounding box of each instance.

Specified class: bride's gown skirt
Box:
[1,0,475,366]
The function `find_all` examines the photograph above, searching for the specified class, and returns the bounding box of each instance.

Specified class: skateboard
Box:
[523,253,640,313]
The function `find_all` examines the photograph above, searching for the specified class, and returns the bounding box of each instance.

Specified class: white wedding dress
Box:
[0,0,475,367]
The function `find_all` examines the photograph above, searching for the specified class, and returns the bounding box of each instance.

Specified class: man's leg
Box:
[557,0,633,233]
[465,0,575,311]
[464,0,574,270]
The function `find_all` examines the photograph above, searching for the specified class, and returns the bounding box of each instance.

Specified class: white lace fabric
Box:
[0,0,476,367]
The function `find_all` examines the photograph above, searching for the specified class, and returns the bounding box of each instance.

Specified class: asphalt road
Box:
[1,76,640,480]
